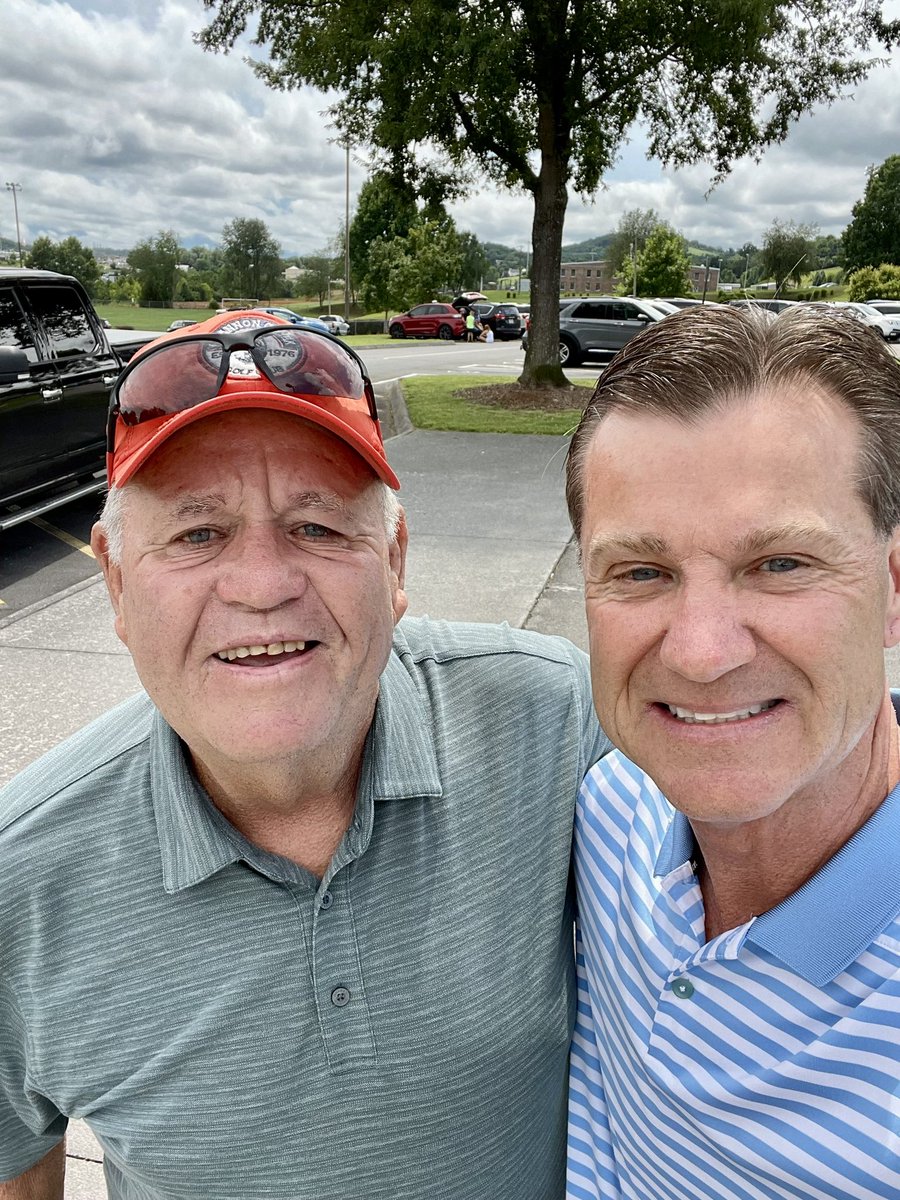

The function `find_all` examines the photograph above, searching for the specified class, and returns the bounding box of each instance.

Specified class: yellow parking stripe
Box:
[29,517,96,558]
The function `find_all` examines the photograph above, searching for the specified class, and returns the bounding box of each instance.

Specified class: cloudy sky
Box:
[3,0,900,258]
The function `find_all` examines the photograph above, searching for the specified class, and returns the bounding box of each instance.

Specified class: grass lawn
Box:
[400,375,589,435]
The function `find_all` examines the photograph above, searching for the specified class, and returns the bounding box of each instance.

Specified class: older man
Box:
[0,311,607,1200]
[564,305,900,1199]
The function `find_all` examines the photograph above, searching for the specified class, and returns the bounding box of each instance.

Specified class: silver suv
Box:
[555,297,665,366]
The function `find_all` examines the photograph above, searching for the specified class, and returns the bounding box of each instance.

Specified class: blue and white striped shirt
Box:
[568,749,900,1199]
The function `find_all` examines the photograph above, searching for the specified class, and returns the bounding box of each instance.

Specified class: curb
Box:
[374,379,414,440]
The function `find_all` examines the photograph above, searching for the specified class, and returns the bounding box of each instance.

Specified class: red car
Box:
[389,303,465,340]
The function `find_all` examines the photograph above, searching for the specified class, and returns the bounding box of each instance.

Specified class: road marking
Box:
[29,518,96,558]
[0,598,6,607]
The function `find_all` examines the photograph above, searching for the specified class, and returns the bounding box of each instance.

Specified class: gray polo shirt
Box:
[0,617,608,1200]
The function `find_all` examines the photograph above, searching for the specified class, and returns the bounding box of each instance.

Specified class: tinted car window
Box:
[410,305,429,317]
[0,288,38,363]
[27,286,99,358]
[496,305,520,315]
[570,302,607,319]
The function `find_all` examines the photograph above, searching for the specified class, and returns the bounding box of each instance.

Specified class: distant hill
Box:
[560,235,614,262]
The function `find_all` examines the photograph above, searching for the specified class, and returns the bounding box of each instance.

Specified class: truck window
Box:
[0,288,39,363]
[26,286,99,358]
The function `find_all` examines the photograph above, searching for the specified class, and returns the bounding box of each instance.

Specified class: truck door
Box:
[23,283,116,482]
[0,286,65,507]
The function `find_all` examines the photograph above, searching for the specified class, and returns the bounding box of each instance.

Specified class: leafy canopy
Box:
[618,224,692,297]
[761,219,818,294]
[843,155,900,272]
[26,236,102,297]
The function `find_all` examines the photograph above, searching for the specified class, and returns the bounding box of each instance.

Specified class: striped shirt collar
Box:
[151,647,443,893]
[655,694,900,987]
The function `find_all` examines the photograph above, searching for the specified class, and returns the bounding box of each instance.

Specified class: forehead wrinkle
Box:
[286,490,347,514]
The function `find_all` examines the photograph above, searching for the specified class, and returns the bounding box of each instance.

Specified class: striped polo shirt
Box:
[568,735,900,1199]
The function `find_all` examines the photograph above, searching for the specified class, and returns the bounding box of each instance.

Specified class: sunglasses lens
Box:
[118,340,222,423]
[254,331,366,399]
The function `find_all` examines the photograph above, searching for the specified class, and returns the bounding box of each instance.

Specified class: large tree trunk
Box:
[518,155,570,389]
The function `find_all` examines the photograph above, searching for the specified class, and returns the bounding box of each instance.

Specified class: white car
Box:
[829,301,900,342]
[317,314,351,336]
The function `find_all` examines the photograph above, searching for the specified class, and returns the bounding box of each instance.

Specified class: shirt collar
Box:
[655,692,900,987]
[151,643,444,893]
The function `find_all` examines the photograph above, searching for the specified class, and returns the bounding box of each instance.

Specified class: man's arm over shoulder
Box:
[0,1141,65,1199]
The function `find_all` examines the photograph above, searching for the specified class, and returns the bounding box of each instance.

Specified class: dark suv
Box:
[468,302,523,339]
[389,303,464,340]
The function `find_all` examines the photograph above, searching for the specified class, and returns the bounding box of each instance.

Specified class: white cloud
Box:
[1,0,899,255]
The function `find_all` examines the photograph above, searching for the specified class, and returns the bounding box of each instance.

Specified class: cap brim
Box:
[110,392,400,490]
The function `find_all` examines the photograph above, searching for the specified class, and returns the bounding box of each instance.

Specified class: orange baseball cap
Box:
[107,309,400,489]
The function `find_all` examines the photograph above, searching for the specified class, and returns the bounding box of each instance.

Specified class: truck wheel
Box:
[438,324,454,340]
[389,324,406,339]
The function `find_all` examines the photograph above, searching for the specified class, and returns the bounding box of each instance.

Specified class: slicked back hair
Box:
[565,304,900,542]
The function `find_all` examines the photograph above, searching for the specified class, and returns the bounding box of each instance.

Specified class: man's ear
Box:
[90,521,129,648]
[885,526,900,649]
[390,509,409,625]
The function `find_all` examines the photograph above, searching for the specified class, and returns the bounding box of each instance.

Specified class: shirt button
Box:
[671,977,695,1000]
[331,986,351,1008]
[320,891,334,910]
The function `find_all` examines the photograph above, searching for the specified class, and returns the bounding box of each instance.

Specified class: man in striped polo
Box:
[564,304,900,1198]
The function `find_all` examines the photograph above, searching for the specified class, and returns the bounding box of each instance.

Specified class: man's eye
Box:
[624,566,661,582]
[299,523,330,539]
[183,528,215,545]
[761,556,801,573]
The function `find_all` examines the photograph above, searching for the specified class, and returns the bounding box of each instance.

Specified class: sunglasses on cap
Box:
[107,323,379,449]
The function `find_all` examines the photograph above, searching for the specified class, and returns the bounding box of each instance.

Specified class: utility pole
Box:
[5,182,23,265]
[344,139,351,323]
[631,240,637,297]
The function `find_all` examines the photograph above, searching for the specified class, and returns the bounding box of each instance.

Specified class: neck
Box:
[190,735,367,877]
[694,691,900,940]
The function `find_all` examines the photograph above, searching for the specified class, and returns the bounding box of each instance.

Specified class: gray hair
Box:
[99,480,403,566]
[565,305,900,541]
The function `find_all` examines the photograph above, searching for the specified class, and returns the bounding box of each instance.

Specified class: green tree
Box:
[362,219,462,318]
[26,235,102,296]
[843,155,900,271]
[814,233,843,268]
[349,170,419,289]
[127,230,180,305]
[300,252,339,306]
[607,210,660,275]
[761,220,818,295]
[619,224,691,297]
[221,217,283,299]
[847,263,900,301]
[453,232,490,293]
[198,0,898,386]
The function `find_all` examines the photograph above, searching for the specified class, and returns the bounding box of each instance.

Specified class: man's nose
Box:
[657,584,756,682]
[214,524,307,611]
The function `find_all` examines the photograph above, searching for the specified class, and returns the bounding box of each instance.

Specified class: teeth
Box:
[216,641,306,662]
[667,700,778,724]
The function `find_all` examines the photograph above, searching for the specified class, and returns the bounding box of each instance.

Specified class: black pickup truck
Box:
[0,269,156,531]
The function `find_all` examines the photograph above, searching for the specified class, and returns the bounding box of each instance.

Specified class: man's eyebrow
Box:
[732,522,850,555]
[285,491,347,514]
[585,533,671,565]
[165,493,228,520]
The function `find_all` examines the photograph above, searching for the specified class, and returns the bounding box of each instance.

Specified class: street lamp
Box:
[5,182,23,265]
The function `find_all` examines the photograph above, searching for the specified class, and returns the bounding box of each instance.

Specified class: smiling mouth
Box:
[662,699,781,725]
[215,640,315,664]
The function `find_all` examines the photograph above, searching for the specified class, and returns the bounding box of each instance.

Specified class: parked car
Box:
[866,299,900,317]
[167,318,197,332]
[828,301,900,341]
[467,302,524,340]
[0,269,156,531]
[317,314,350,336]
[522,296,666,366]
[389,303,465,340]
[727,298,799,314]
[654,296,703,309]
[251,306,331,333]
